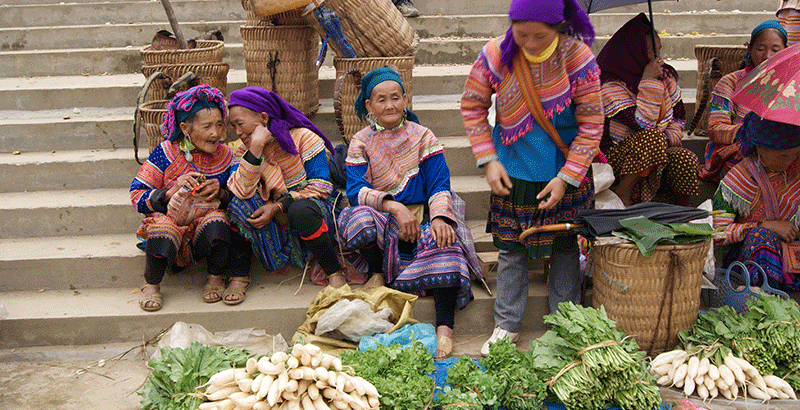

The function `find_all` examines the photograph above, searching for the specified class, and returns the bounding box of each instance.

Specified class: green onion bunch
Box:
[613,382,662,410]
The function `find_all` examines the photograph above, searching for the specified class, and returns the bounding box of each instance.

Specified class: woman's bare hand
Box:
[166,171,203,201]
[536,177,567,210]
[246,203,281,229]
[642,56,664,80]
[430,217,456,249]
[485,160,513,196]
[386,200,421,242]
[760,220,800,243]
[192,177,220,202]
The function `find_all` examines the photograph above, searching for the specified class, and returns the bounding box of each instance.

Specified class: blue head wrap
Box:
[354,67,419,124]
[738,112,800,157]
[161,85,227,141]
[743,20,788,67]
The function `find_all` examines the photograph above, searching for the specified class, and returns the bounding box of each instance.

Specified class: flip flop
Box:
[222,276,251,306]
[436,334,453,359]
[139,285,162,312]
[203,275,225,303]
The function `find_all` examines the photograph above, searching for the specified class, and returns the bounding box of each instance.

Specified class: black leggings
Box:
[287,199,342,275]
[144,239,229,285]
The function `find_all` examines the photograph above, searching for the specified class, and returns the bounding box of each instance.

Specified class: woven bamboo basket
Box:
[333,56,414,142]
[141,62,230,101]
[140,40,224,66]
[242,0,307,26]
[689,45,747,136]
[324,0,417,57]
[592,240,711,355]
[241,25,320,116]
[139,99,170,153]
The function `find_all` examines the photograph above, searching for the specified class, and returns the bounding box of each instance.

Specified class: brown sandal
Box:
[203,275,225,303]
[327,271,346,288]
[363,273,385,289]
[222,276,251,305]
[436,334,453,359]
[139,285,162,312]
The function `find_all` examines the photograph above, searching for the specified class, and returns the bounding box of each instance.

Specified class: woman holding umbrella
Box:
[713,112,800,292]
[597,13,698,207]
[461,0,603,355]
[699,21,788,182]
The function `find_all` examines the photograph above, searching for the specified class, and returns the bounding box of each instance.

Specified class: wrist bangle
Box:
[276,202,284,212]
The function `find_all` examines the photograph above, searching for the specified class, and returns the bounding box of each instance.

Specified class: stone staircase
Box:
[0,0,772,351]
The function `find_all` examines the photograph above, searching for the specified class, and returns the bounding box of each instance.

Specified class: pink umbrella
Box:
[732,42,800,126]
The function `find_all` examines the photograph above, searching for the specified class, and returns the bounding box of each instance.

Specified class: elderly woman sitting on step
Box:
[713,112,800,292]
[225,87,353,294]
[130,85,236,312]
[337,67,483,359]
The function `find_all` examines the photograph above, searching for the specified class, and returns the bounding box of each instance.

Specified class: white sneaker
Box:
[480,327,519,356]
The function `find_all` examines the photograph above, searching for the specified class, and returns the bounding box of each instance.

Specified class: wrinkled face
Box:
[757,145,800,173]
[511,21,559,56]
[750,29,786,68]
[365,80,407,129]
[179,108,225,154]
[228,106,271,148]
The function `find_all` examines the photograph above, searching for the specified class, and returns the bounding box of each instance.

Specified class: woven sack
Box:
[333,56,414,143]
[688,45,747,136]
[592,240,710,355]
[141,62,230,102]
[140,40,224,66]
[241,25,320,116]
[324,0,417,57]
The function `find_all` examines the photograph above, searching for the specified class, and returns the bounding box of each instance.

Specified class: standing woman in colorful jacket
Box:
[597,13,698,207]
[699,21,787,182]
[461,0,603,355]
[130,85,234,311]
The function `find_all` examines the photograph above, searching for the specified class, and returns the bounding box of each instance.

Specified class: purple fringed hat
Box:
[500,0,595,70]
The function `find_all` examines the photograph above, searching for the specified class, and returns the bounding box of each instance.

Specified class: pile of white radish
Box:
[649,349,797,402]
[198,343,380,410]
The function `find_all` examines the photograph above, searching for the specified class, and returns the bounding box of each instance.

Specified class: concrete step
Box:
[0,12,769,51]
[0,34,746,77]
[0,188,141,238]
[0,266,548,348]
[0,149,139,193]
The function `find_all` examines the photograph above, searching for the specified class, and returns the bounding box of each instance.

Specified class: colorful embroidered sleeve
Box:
[228,145,262,200]
[420,150,454,221]
[713,187,757,244]
[130,143,169,214]
[560,43,603,186]
[461,41,499,167]
[707,72,742,145]
[288,128,333,200]
[345,131,391,210]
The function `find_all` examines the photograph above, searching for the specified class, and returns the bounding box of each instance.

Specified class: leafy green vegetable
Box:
[339,340,435,410]
[137,342,250,410]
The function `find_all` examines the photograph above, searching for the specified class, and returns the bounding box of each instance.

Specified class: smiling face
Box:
[179,108,225,154]
[749,28,786,68]
[365,80,407,129]
[228,106,271,149]
[757,145,800,173]
[511,20,559,57]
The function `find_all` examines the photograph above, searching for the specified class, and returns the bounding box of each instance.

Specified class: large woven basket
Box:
[140,40,224,66]
[592,240,711,355]
[333,56,414,142]
[689,45,747,136]
[324,0,417,57]
[139,99,170,153]
[242,0,306,26]
[241,25,320,116]
[141,62,230,101]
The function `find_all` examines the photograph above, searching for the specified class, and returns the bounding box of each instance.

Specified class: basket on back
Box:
[241,25,320,116]
[592,240,710,355]
[139,39,229,104]
[332,56,415,143]
[688,45,747,136]
[242,0,307,26]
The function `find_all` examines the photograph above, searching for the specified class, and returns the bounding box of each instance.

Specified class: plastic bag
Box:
[315,299,395,342]
[358,323,437,357]
[155,321,288,358]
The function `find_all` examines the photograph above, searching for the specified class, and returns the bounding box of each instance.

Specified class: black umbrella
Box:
[578,0,677,56]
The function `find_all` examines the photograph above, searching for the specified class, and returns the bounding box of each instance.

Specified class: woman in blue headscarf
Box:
[338,67,484,359]
[699,20,788,182]
[130,85,234,311]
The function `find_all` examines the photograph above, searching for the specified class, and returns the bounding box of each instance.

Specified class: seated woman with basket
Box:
[713,112,800,292]
[699,21,788,182]
[130,85,235,311]
[225,87,353,294]
[597,13,699,207]
[337,67,481,359]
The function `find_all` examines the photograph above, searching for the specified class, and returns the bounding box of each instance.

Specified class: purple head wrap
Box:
[500,0,595,71]
[228,87,333,155]
[161,84,227,142]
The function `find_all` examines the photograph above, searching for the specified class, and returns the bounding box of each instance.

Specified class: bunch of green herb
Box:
[745,295,800,368]
[439,358,503,410]
[614,382,662,410]
[339,340,435,410]
[137,342,250,410]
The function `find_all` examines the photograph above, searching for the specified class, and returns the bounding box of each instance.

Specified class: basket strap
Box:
[333,69,362,144]
[267,51,281,91]
[134,72,167,165]
[686,57,718,136]
[652,250,679,350]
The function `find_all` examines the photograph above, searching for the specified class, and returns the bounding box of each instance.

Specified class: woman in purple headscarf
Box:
[713,112,800,292]
[461,0,603,355]
[130,85,234,311]
[597,13,698,207]
[226,87,357,299]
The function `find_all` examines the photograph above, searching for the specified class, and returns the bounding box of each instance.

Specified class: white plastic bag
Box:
[315,299,395,342]
[154,321,288,358]
[694,199,717,287]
